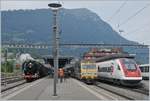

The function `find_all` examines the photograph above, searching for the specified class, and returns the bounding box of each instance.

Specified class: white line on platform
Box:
[73,79,107,100]
[2,78,45,100]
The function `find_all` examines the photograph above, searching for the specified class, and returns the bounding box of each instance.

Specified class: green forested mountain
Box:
[2,8,137,44]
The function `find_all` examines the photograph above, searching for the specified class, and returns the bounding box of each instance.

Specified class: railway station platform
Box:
[2,77,103,100]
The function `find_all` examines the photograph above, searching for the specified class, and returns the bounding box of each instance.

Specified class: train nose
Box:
[124,69,141,77]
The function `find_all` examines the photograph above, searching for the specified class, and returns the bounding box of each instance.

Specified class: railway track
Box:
[106,81,149,95]
[131,88,149,95]
[1,76,26,92]
[95,82,134,100]
[120,83,149,96]
[1,76,24,86]
[94,81,149,100]
[75,77,149,100]
[1,80,26,92]
[1,76,49,92]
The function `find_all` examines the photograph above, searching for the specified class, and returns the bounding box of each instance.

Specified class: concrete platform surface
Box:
[2,77,103,100]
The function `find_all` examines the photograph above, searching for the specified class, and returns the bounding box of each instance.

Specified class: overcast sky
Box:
[1,0,150,45]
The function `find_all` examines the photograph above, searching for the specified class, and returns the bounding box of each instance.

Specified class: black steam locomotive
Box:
[22,60,49,82]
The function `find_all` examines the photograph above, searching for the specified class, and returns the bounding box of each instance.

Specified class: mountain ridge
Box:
[2,8,137,45]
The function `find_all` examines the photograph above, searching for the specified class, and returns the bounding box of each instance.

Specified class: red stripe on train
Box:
[119,59,141,77]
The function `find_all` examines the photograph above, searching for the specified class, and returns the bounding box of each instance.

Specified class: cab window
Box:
[122,58,137,70]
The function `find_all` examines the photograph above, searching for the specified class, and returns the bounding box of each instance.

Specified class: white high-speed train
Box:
[96,54,142,86]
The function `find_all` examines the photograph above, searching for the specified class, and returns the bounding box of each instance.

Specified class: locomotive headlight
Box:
[29,63,32,68]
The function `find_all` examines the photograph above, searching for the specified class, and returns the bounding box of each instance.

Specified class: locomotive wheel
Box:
[26,79,32,82]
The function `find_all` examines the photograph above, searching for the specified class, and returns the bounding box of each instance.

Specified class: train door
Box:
[110,61,115,79]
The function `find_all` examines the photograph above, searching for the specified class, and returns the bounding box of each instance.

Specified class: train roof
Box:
[139,64,150,67]
[95,54,135,62]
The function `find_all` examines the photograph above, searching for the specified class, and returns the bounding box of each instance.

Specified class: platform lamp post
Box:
[48,3,62,96]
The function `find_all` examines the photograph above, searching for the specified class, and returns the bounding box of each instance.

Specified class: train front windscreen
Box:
[122,58,137,70]
[81,64,96,69]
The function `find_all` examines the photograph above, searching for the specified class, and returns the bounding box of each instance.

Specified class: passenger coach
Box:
[139,64,149,80]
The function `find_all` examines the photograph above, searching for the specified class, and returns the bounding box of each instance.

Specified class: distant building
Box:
[83,48,125,60]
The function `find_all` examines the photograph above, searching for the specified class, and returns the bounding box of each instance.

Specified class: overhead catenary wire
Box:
[108,0,127,22]
[126,22,150,34]
[119,4,150,27]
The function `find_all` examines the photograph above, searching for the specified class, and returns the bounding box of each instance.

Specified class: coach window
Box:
[144,66,146,72]
[117,65,120,70]
[146,66,149,72]
[106,68,108,72]
[82,65,86,69]
[107,67,109,72]
[98,66,100,72]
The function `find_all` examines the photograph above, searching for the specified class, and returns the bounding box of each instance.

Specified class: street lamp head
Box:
[48,3,62,10]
